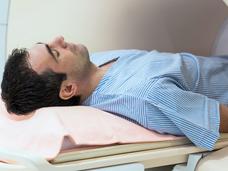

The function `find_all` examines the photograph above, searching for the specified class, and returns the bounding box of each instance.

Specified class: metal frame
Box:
[0,0,10,80]
[0,137,228,171]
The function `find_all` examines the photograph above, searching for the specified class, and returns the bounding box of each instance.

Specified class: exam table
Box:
[1,0,228,171]
[1,134,228,171]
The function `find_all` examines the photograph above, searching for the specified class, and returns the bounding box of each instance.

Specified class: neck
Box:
[79,63,110,103]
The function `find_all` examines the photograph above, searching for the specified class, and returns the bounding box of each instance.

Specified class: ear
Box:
[59,81,78,100]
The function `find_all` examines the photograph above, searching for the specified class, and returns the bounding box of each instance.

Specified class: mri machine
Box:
[1,0,228,170]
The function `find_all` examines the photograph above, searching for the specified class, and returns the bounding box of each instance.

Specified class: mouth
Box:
[68,42,87,55]
[67,43,78,52]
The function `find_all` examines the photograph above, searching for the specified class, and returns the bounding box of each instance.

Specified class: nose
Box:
[49,36,66,48]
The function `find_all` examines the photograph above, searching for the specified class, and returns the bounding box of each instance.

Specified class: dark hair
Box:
[1,48,80,115]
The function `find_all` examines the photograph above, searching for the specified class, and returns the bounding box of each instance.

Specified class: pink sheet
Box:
[0,98,181,160]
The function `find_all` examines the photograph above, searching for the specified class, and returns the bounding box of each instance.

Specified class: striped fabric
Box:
[83,50,228,150]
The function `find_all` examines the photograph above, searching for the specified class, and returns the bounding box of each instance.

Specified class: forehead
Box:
[28,44,54,73]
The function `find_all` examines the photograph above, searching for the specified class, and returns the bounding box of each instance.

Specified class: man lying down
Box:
[1,36,228,150]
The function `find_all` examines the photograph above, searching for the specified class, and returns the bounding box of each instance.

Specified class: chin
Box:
[79,44,89,57]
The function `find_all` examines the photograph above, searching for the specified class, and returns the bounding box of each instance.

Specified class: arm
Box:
[219,104,228,132]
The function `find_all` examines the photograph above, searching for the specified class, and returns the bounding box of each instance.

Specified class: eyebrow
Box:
[36,42,58,62]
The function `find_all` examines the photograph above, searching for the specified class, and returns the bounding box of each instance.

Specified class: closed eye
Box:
[36,42,59,62]
[51,49,60,58]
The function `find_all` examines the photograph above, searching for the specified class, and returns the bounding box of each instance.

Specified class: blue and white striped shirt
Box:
[83,49,228,150]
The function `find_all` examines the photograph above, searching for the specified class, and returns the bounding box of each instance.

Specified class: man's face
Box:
[28,36,91,80]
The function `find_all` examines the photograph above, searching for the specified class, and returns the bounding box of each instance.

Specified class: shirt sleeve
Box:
[148,77,220,150]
